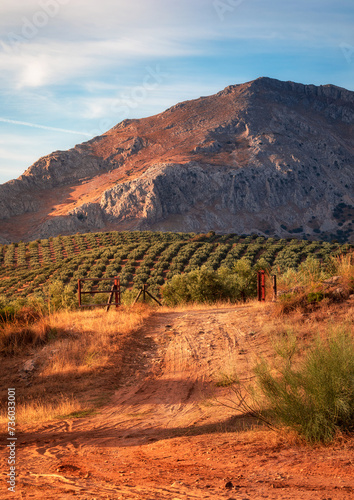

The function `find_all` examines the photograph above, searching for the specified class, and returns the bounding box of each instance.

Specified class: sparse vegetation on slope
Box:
[274,252,354,314]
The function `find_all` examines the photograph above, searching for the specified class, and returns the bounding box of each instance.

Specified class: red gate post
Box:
[118,277,121,307]
[257,270,266,302]
[261,270,266,301]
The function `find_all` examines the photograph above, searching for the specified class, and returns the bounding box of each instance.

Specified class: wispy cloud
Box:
[0,117,91,136]
[0,38,200,90]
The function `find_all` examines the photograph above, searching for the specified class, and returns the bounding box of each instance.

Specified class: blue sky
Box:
[0,0,353,184]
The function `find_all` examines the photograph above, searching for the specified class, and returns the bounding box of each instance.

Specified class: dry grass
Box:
[0,304,152,425]
[40,305,151,375]
[158,299,255,313]
[333,252,354,288]
[265,300,354,341]
[11,394,87,424]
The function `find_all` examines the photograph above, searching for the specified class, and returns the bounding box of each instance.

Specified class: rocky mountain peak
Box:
[0,77,353,243]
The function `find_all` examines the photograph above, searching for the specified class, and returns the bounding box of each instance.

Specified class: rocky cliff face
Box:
[0,77,353,243]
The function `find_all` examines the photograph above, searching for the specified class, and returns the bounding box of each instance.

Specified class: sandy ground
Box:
[1,305,353,499]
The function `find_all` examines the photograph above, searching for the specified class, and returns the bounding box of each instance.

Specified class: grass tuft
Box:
[56,408,98,420]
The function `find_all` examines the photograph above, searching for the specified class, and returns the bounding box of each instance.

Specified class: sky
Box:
[0,0,353,184]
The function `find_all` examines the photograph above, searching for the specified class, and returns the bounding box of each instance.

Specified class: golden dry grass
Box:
[40,305,151,375]
[10,394,87,424]
[0,304,152,425]
[333,251,354,286]
[158,300,247,313]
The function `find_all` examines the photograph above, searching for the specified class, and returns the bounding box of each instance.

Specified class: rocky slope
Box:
[0,77,353,243]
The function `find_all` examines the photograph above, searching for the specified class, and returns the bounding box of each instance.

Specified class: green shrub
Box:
[253,327,354,442]
[161,258,263,305]
[307,292,324,303]
[161,267,225,305]
[0,305,16,322]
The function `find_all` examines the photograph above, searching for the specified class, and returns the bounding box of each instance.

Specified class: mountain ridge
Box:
[0,77,353,243]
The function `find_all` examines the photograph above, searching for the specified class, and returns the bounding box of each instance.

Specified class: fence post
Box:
[133,284,163,306]
[272,275,277,301]
[114,277,119,310]
[257,270,266,302]
[143,283,147,303]
[78,279,81,307]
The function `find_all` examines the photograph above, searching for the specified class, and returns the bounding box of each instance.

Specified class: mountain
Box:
[0,77,353,243]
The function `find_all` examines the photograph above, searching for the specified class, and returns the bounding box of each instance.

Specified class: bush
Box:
[161,267,226,306]
[229,258,259,302]
[307,291,324,303]
[275,251,354,314]
[0,305,16,322]
[45,280,77,312]
[161,258,264,306]
[253,327,354,442]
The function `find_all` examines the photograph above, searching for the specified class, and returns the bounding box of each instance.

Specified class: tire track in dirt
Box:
[13,305,261,498]
[91,305,256,439]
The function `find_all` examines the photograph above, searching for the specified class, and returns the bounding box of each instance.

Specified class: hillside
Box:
[0,77,353,243]
[0,230,351,302]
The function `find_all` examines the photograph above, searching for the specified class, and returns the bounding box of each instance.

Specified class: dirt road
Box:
[1,305,353,499]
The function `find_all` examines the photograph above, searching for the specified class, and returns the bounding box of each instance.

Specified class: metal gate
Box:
[78,276,121,311]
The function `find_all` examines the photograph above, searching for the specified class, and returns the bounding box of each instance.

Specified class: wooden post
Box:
[143,283,147,303]
[78,279,81,307]
[133,284,163,306]
[114,277,119,310]
[272,275,277,301]
[261,271,265,301]
[146,290,163,306]
[133,288,143,305]
[106,283,115,312]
